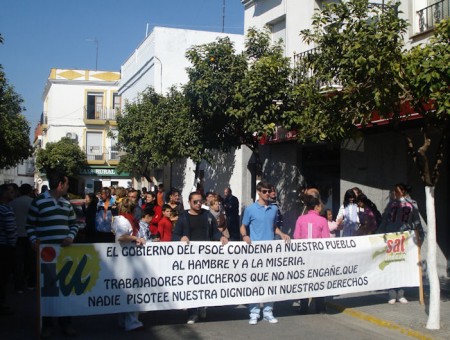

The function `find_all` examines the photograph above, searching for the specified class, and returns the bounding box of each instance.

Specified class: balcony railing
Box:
[417,0,449,32]
[86,145,122,162]
[293,47,342,91]
[84,107,119,121]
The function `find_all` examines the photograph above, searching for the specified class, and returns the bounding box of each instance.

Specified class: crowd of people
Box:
[0,171,425,336]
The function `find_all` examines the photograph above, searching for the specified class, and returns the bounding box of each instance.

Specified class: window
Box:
[268,17,286,50]
[86,132,103,161]
[112,93,121,120]
[87,93,104,119]
[113,93,121,110]
[108,130,120,161]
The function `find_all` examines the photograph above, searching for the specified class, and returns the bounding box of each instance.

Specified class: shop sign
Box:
[80,167,129,177]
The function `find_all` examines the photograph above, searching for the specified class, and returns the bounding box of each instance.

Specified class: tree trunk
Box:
[425,185,440,329]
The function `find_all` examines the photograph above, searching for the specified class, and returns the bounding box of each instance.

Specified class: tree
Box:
[293,0,447,329]
[0,33,33,168]
[185,37,246,153]
[36,137,87,177]
[116,87,203,180]
[233,27,294,155]
[294,0,408,142]
[402,19,450,330]
[115,88,164,179]
[185,29,293,193]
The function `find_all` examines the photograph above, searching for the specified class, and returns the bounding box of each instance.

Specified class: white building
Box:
[39,68,131,194]
[0,158,34,186]
[241,0,449,275]
[119,26,247,207]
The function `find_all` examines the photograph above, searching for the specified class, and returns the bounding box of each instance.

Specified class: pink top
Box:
[294,210,330,240]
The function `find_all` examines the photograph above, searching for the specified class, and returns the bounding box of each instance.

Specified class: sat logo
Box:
[40,245,100,297]
[386,234,406,254]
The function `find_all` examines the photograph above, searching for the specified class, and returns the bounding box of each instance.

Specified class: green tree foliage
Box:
[36,137,86,177]
[293,0,408,142]
[185,37,247,153]
[233,28,294,149]
[404,19,450,120]
[0,33,33,168]
[116,87,202,179]
[185,28,293,153]
[402,19,450,186]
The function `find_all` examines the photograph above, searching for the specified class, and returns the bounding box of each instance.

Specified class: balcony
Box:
[84,107,119,125]
[41,112,48,130]
[417,0,449,33]
[293,47,342,91]
[86,145,122,165]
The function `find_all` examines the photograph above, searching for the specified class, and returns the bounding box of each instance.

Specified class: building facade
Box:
[119,26,247,206]
[241,0,449,276]
[38,68,131,194]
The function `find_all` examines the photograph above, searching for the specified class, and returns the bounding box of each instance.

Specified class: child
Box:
[326,209,339,237]
[158,204,173,242]
[294,193,330,314]
[138,207,156,242]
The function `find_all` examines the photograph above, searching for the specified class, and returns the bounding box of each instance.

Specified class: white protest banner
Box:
[39,231,420,316]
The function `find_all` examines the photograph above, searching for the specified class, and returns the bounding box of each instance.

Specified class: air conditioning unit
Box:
[66,132,78,141]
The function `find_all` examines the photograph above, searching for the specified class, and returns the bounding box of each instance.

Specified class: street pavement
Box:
[1,286,449,339]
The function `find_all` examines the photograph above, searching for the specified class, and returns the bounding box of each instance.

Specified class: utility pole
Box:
[222,0,225,33]
[87,38,99,70]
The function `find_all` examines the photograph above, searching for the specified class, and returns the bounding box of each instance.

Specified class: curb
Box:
[326,301,433,340]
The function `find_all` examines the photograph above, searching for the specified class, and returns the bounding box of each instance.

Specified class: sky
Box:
[0,0,244,136]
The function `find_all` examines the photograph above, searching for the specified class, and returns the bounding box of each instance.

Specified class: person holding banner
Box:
[294,193,330,314]
[26,170,78,338]
[112,198,146,331]
[172,191,228,325]
[336,189,360,237]
[240,180,290,325]
[377,183,424,305]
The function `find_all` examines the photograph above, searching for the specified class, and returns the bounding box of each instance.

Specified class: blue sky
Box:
[0,0,244,135]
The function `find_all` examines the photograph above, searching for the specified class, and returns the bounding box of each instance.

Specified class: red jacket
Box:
[158,216,173,242]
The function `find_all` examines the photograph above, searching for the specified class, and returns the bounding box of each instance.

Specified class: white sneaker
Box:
[388,299,396,304]
[187,314,198,325]
[398,297,408,304]
[249,316,259,325]
[263,314,279,324]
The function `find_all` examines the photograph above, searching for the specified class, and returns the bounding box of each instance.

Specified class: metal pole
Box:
[95,38,98,70]
[154,56,163,94]
[222,0,225,33]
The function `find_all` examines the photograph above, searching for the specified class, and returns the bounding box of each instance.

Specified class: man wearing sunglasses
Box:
[172,191,228,325]
[240,180,290,325]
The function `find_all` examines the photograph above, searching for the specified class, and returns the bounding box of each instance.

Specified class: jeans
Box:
[249,302,274,318]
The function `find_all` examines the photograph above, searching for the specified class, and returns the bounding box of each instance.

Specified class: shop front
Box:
[79,166,132,194]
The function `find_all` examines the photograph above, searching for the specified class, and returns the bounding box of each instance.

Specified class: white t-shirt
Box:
[112,215,132,242]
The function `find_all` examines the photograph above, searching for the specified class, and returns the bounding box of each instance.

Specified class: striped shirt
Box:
[26,191,78,244]
[0,203,18,246]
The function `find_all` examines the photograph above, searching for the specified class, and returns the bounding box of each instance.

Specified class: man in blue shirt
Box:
[240,180,290,325]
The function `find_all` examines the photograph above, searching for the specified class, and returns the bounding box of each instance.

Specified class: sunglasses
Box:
[260,189,273,194]
[192,200,202,205]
